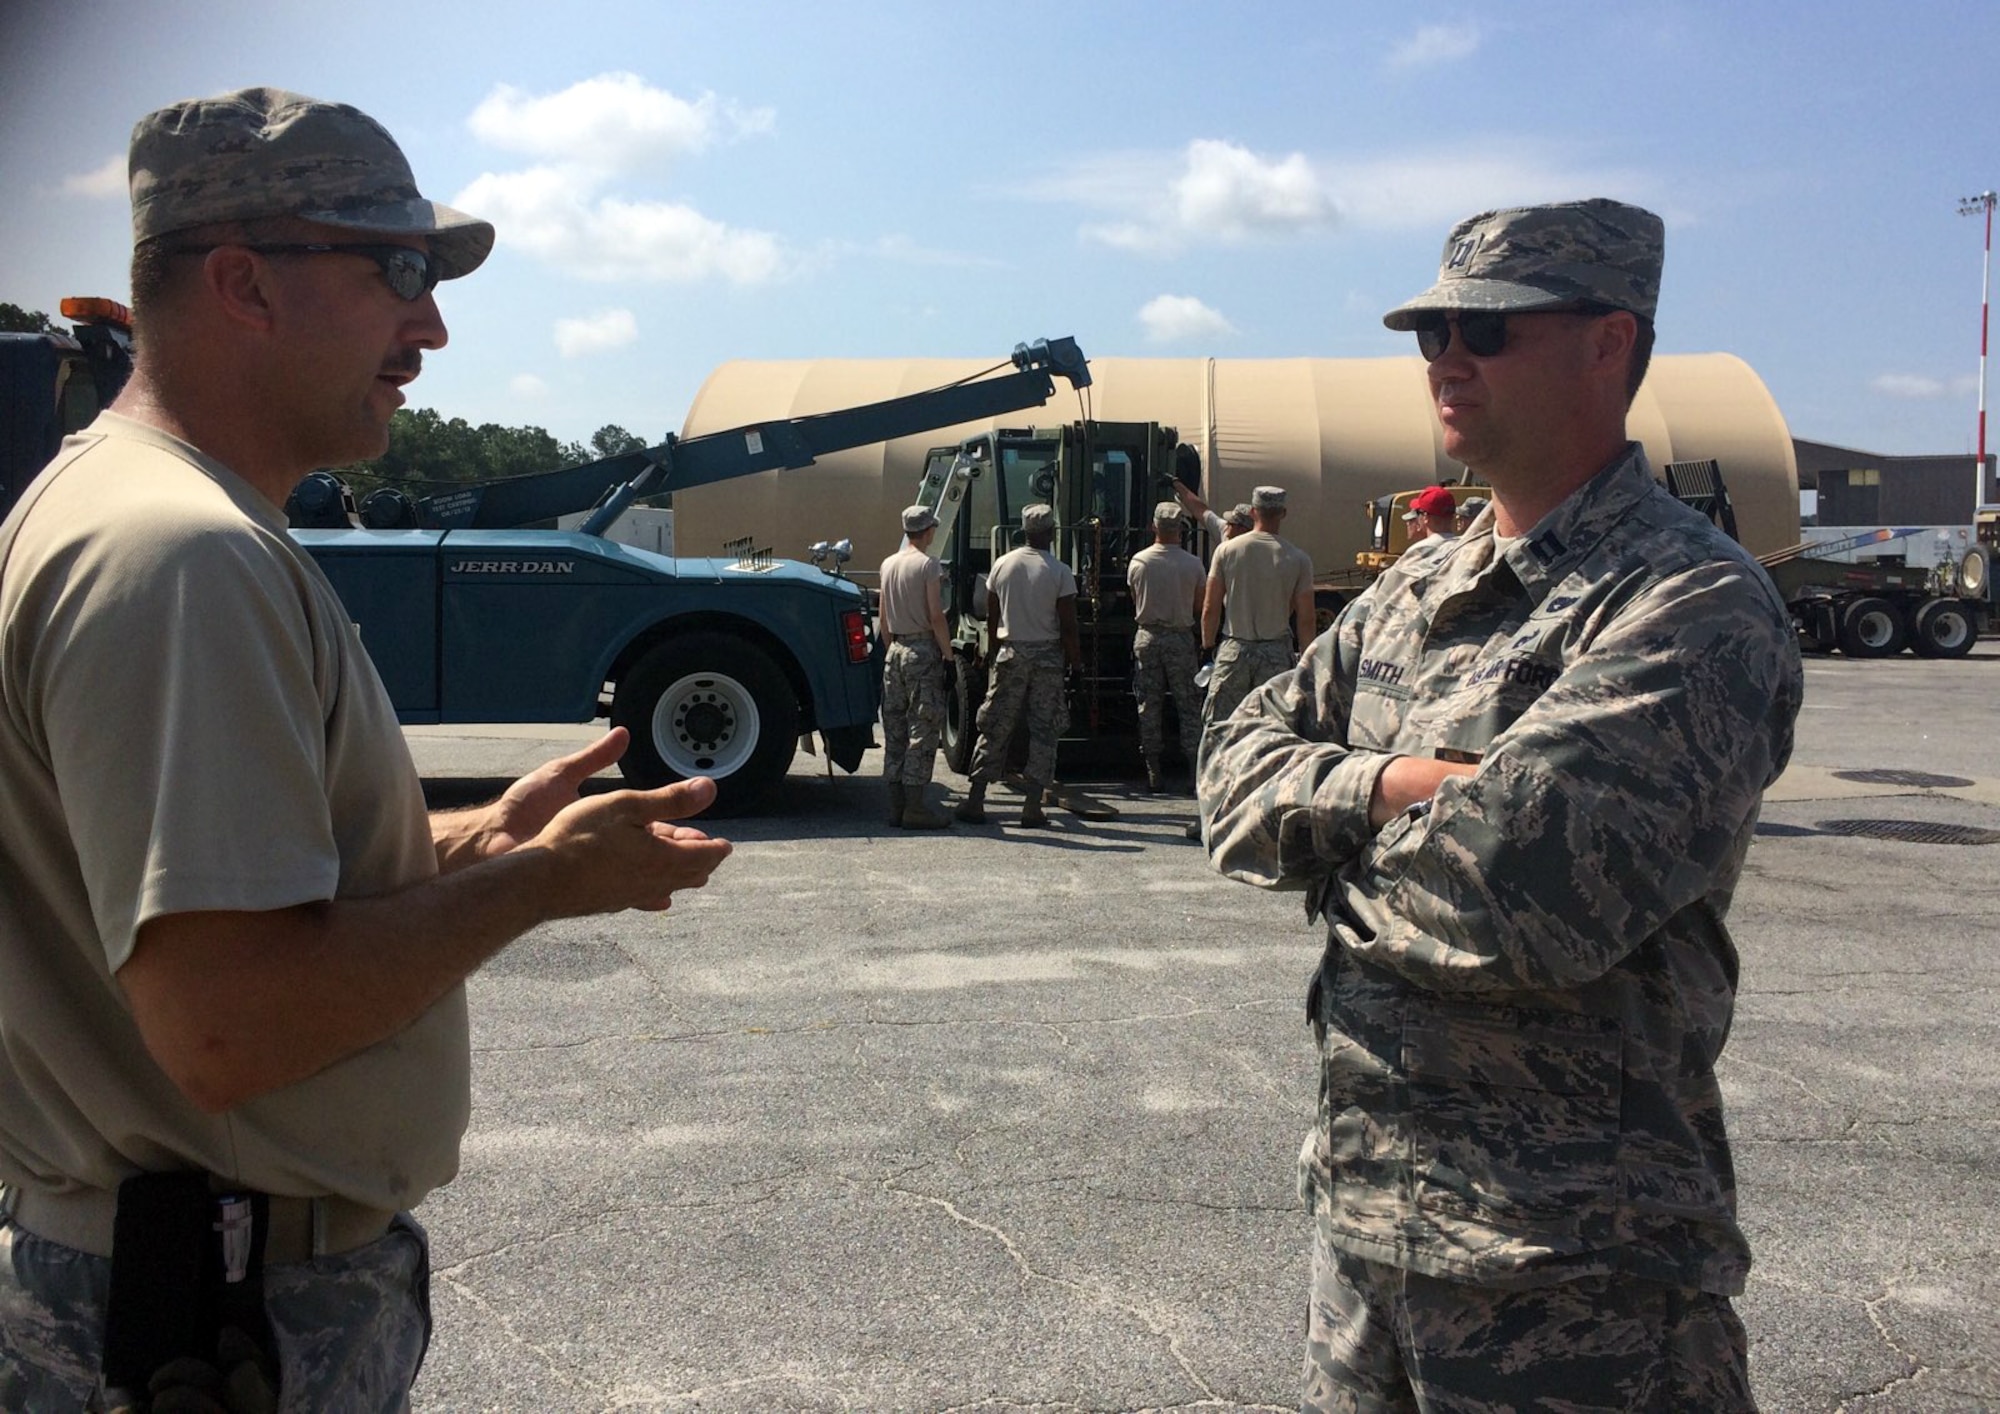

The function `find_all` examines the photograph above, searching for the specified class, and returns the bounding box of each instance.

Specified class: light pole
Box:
[1961,190,1996,514]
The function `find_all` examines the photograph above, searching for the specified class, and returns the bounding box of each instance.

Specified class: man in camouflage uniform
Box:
[1199,199,1803,1410]
[956,503,1081,828]
[877,504,954,829]
[1126,501,1206,792]
[1199,485,1315,730]
[0,87,731,1408]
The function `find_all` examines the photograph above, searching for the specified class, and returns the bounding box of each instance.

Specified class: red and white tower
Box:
[1961,190,1997,512]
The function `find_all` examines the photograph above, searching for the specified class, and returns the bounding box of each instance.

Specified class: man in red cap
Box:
[1403,484,1461,545]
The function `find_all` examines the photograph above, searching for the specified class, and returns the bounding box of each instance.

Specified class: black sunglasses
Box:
[1411,304,1612,363]
[171,242,440,301]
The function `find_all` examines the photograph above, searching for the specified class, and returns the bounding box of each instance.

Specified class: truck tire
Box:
[1312,589,1348,639]
[612,633,799,815]
[942,657,984,775]
[1836,597,1907,658]
[1911,598,1978,659]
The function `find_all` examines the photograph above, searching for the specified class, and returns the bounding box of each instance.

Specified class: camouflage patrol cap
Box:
[129,87,494,280]
[1382,198,1663,330]
[1153,501,1185,524]
[901,504,939,534]
[1250,486,1286,511]
[1224,503,1254,530]
[1020,504,1056,533]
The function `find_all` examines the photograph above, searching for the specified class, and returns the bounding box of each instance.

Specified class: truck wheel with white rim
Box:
[1836,596,1907,658]
[1911,598,1978,659]
[612,632,799,815]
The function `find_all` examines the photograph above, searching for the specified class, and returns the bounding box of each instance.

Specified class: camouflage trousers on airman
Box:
[881,637,946,787]
[1303,1231,1756,1413]
[1132,626,1200,767]
[1201,636,1294,730]
[0,1211,432,1412]
[967,640,1065,788]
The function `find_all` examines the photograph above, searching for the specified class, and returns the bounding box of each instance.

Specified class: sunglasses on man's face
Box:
[171,242,441,301]
[1410,305,1609,363]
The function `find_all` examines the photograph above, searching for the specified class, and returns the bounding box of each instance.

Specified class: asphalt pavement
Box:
[400,646,2000,1413]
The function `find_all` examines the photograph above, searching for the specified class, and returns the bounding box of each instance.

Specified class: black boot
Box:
[1019,784,1050,828]
[954,780,988,824]
[887,782,907,826]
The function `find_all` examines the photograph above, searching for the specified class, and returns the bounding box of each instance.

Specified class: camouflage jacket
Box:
[1200,445,1802,1292]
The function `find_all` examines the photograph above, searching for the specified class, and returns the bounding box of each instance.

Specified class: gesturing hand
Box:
[480,729,635,856]
[529,775,735,916]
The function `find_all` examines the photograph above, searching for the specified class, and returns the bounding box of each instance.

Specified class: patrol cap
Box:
[901,504,939,535]
[1409,485,1457,516]
[1224,504,1254,530]
[1152,501,1184,525]
[128,86,495,280]
[1382,198,1663,331]
[1020,504,1056,533]
[1458,495,1490,518]
[1250,486,1286,511]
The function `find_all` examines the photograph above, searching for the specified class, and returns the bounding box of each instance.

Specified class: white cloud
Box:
[554,308,639,358]
[468,73,773,173]
[455,165,786,285]
[1068,139,1336,255]
[1871,373,1980,400]
[457,74,789,286]
[1387,22,1480,70]
[62,154,126,199]
[509,373,549,398]
[1139,295,1237,344]
[1022,140,1653,248]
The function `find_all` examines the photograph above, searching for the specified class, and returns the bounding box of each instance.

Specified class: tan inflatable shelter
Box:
[675,355,1799,574]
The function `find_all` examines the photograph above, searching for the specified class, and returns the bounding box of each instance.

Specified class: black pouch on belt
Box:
[100,1172,280,1397]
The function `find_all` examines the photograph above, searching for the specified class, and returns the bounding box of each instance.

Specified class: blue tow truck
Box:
[287,338,1092,813]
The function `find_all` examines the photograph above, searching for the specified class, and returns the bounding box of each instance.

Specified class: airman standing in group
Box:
[1198,485,1314,730]
[1455,493,1490,534]
[877,504,953,829]
[956,504,1081,828]
[1126,502,1205,793]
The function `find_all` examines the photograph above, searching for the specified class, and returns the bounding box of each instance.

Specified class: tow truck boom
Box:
[344,336,1090,534]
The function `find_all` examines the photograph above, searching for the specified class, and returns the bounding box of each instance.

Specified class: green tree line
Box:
[331,408,659,495]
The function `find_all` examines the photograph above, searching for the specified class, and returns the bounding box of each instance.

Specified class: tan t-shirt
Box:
[1127,543,1204,628]
[987,545,1076,643]
[877,545,943,638]
[0,413,466,1211]
[1210,529,1314,641]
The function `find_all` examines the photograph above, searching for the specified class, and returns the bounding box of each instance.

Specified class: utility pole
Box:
[1961,190,1996,514]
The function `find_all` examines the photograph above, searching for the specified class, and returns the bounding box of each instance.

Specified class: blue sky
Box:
[4,0,1996,457]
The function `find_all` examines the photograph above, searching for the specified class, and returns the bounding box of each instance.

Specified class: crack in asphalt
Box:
[880,1173,1221,1406]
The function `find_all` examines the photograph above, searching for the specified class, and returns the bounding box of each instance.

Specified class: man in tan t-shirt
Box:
[0,87,731,1408]
[1200,484,1315,731]
[956,503,1081,828]
[877,504,954,829]
[1126,502,1206,792]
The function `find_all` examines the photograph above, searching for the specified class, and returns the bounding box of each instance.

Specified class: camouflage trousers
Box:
[1202,636,1294,730]
[1303,1231,1756,1413]
[968,640,1065,788]
[0,1211,431,1412]
[1131,626,1201,767]
[881,637,946,787]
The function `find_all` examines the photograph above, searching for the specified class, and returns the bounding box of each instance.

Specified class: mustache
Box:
[382,350,423,380]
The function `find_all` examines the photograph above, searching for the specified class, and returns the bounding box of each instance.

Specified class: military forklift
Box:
[910,420,1195,778]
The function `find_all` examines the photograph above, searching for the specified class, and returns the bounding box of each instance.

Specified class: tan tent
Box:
[676,354,1798,575]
